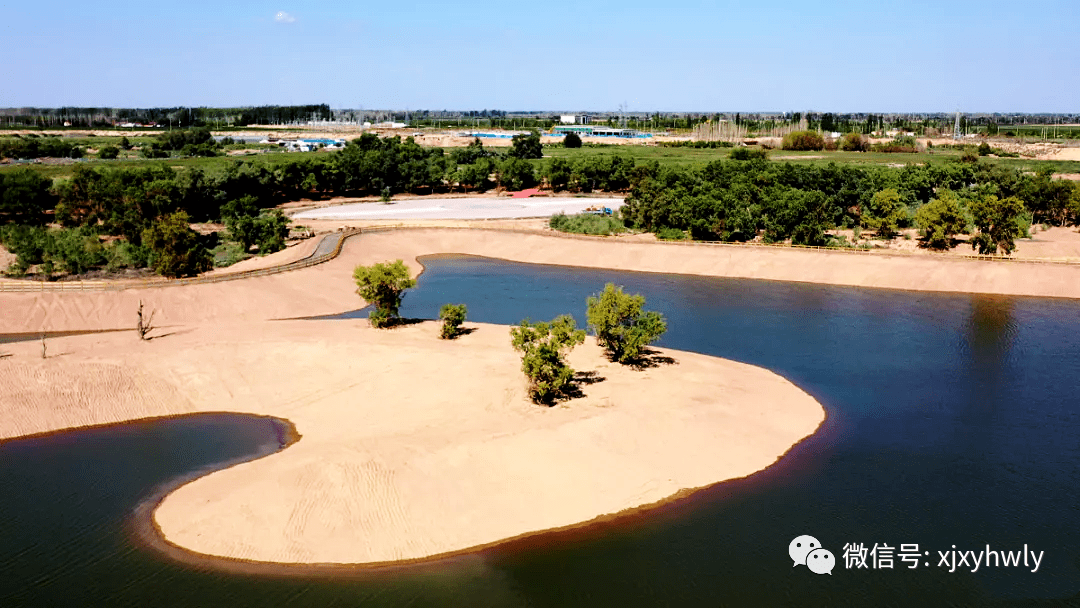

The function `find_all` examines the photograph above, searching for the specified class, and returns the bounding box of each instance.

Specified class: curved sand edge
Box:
[3,227,1080,334]
[0,319,824,566]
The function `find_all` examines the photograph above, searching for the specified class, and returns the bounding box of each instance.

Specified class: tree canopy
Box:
[586,283,667,363]
[352,259,416,328]
[509,131,542,159]
[510,315,586,404]
[915,192,968,250]
[141,211,212,278]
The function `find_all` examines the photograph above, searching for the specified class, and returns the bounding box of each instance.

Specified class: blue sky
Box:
[3,0,1077,112]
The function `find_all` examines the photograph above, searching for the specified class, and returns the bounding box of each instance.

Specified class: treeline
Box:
[621,157,1079,253]
[236,105,331,126]
[141,127,223,158]
[0,136,84,159]
[0,134,545,278]
[0,104,332,128]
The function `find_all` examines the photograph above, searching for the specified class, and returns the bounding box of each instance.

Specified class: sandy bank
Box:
[4,228,1080,334]
[0,320,824,565]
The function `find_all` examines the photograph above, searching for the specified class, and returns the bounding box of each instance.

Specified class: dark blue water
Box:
[2,255,1079,607]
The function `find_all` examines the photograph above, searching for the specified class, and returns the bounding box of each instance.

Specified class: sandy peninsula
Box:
[0,319,824,565]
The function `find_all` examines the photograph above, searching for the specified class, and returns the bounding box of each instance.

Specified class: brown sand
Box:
[4,227,1080,335]
[0,320,824,565]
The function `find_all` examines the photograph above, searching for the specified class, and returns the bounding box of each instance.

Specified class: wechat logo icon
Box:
[790,535,835,575]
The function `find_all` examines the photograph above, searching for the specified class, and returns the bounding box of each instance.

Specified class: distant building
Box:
[552,125,647,138]
[560,114,591,125]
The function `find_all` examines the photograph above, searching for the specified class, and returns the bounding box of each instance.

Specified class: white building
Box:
[560,114,591,125]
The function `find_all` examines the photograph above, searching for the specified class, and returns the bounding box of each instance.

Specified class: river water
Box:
[2,255,1078,607]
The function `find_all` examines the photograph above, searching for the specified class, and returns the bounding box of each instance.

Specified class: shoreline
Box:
[0,321,825,566]
[3,227,1080,334]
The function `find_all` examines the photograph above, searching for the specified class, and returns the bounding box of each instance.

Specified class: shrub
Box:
[840,132,868,152]
[655,226,689,241]
[781,130,825,151]
[730,147,767,161]
[439,303,468,339]
[549,212,626,235]
[978,142,992,156]
[352,259,416,328]
[563,132,582,148]
[98,145,120,160]
[509,315,586,404]
[586,283,667,363]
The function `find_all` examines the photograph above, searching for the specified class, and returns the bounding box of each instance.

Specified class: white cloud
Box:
[274,11,296,23]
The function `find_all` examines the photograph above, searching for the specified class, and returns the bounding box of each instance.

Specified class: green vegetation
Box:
[622,155,1079,253]
[563,132,582,149]
[840,132,868,152]
[509,131,542,160]
[509,315,586,404]
[439,303,468,339]
[549,212,627,235]
[141,128,222,158]
[352,260,417,328]
[0,169,53,224]
[730,147,768,161]
[98,145,119,160]
[863,188,906,239]
[969,195,1025,255]
[914,193,968,250]
[226,209,289,254]
[142,211,213,278]
[541,155,634,192]
[782,131,825,151]
[497,157,537,191]
[586,283,667,364]
[0,137,83,159]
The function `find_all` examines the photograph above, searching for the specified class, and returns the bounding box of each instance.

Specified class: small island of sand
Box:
[0,318,823,566]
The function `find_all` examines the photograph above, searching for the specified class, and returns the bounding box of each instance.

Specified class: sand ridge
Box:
[0,320,824,565]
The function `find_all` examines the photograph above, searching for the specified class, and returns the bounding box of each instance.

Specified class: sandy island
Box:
[0,319,824,565]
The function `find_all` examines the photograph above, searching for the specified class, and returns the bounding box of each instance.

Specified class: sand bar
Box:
[0,320,824,565]
[4,227,1080,335]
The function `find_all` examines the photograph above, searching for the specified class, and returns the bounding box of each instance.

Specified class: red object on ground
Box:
[511,188,541,198]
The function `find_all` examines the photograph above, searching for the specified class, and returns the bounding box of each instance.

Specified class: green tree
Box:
[509,131,542,159]
[98,145,120,160]
[864,188,906,239]
[352,259,416,328]
[439,303,468,339]
[225,214,258,251]
[141,211,212,277]
[563,132,582,148]
[915,192,968,250]
[969,195,1025,255]
[586,283,667,363]
[509,315,586,404]
[497,157,537,191]
[0,168,53,225]
[255,210,289,254]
